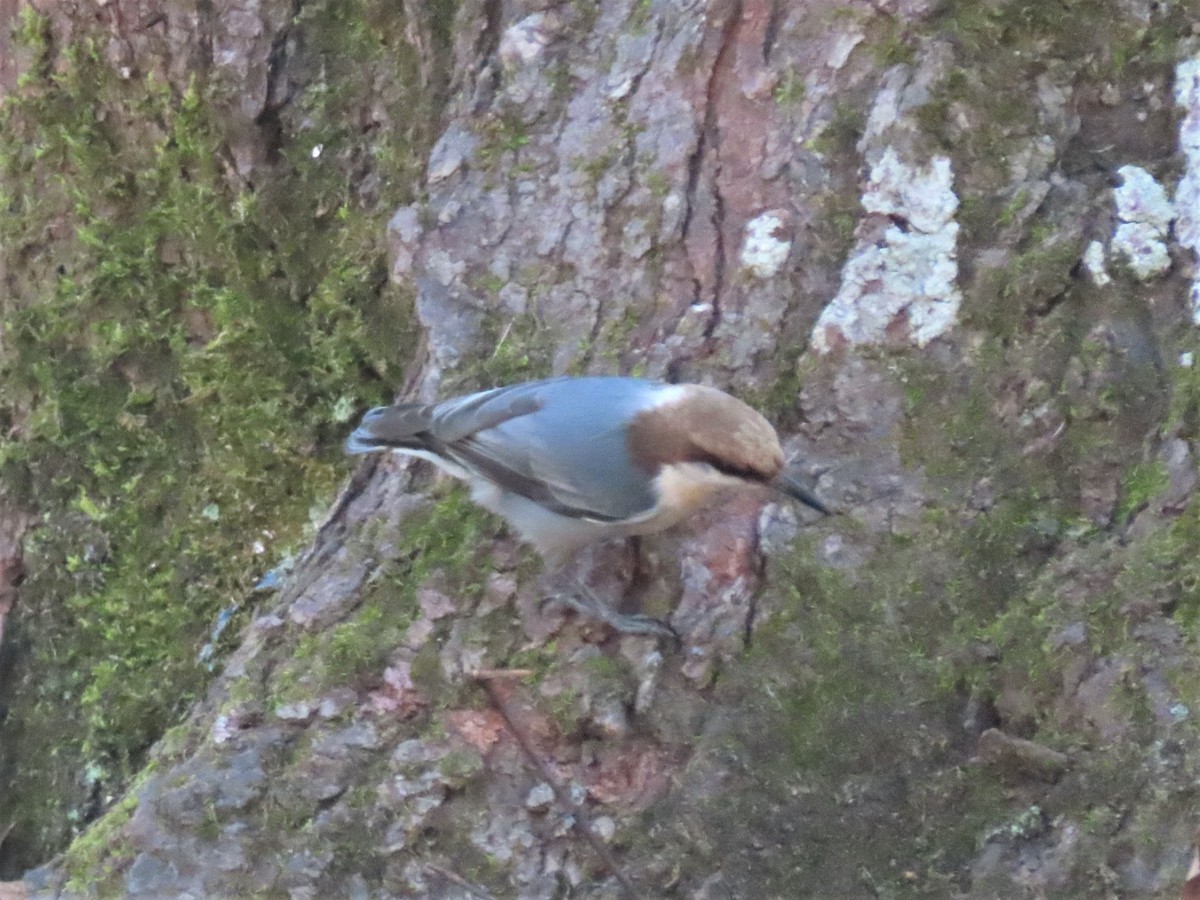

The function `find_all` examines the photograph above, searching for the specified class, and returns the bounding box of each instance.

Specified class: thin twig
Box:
[473,675,639,900]
[490,320,514,359]
[467,667,535,680]
[424,863,495,899]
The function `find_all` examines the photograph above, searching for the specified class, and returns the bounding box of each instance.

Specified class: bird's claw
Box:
[540,592,680,646]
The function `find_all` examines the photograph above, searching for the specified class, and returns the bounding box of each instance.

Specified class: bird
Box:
[347,375,828,639]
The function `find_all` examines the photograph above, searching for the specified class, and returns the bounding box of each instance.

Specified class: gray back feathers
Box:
[348,378,670,521]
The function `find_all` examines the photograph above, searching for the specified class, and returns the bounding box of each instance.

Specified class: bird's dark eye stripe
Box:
[702,454,767,483]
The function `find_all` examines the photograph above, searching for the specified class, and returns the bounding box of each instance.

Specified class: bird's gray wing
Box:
[428,381,554,442]
[430,379,659,522]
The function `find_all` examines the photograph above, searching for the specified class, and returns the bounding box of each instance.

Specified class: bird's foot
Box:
[540,589,679,646]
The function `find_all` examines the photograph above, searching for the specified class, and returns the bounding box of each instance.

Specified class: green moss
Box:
[408,641,451,704]
[458,313,555,389]
[1168,349,1200,440]
[269,486,495,708]
[472,272,508,296]
[1166,492,1200,637]
[629,0,654,34]
[772,68,806,107]
[721,477,1136,890]
[315,603,410,691]
[505,642,558,676]
[477,115,531,169]
[643,169,671,199]
[1115,460,1168,525]
[997,187,1032,228]
[640,523,1031,895]
[150,722,203,769]
[933,0,1116,61]
[0,0,443,868]
[808,102,865,158]
[60,786,140,894]
[258,782,318,835]
[273,599,408,703]
[194,804,223,843]
[793,179,861,280]
[740,347,812,424]
[590,305,642,372]
[575,147,621,192]
[999,228,1083,304]
[870,18,917,66]
[398,486,497,596]
[543,684,585,735]
[438,747,485,786]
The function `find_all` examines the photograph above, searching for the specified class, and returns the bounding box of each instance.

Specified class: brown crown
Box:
[626,385,784,481]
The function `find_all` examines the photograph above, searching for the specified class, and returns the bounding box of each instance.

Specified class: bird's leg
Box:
[537,542,680,644]
[541,578,679,643]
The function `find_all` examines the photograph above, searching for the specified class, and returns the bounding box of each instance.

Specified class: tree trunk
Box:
[4,0,1200,897]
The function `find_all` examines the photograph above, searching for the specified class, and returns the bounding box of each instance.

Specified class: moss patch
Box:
[0,0,442,872]
[59,774,143,895]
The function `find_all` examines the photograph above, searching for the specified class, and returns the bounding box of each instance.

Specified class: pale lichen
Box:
[1110,164,1174,280]
[1083,240,1111,287]
[499,13,554,70]
[812,147,961,352]
[1174,55,1200,322]
[739,211,792,278]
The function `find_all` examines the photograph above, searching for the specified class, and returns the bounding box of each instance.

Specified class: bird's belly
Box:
[468,467,732,566]
[469,481,617,565]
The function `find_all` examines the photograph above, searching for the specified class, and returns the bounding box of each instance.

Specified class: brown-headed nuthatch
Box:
[348,376,828,639]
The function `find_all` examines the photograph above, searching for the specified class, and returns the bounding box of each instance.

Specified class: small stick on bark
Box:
[472,673,638,900]
[467,668,534,680]
[423,863,495,899]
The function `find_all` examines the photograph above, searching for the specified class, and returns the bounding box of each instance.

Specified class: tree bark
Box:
[7,0,1200,897]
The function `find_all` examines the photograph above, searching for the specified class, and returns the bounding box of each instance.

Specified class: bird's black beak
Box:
[771,469,831,515]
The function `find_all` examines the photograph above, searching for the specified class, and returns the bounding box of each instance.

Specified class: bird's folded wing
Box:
[431,381,657,522]
[429,382,554,441]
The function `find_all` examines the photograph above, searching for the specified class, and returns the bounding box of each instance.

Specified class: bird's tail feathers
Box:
[345,403,434,454]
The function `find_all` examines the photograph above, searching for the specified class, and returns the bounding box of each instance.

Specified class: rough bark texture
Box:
[4,0,1200,897]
